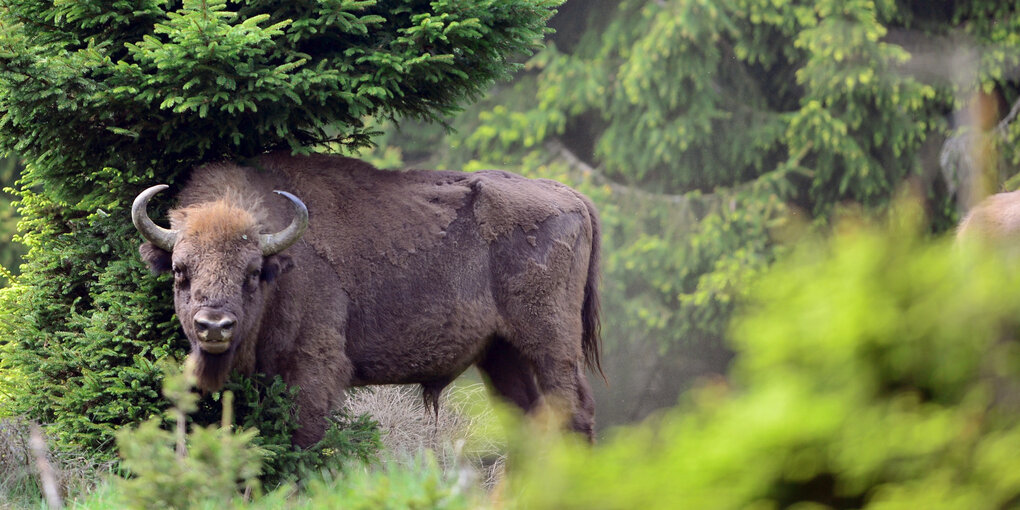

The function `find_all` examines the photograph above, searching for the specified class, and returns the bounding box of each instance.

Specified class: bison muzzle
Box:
[133,152,603,446]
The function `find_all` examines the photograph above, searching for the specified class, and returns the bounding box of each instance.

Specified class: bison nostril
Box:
[218,317,236,333]
[194,311,237,341]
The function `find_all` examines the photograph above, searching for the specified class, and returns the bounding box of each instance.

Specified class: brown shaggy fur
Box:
[172,200,259,244]
[138,152,603,447]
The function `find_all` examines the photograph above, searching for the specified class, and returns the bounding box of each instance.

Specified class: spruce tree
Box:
[0,156,23,283]
[0,0,559,457]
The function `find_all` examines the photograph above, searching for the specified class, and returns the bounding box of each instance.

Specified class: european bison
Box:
[133,152,603,446]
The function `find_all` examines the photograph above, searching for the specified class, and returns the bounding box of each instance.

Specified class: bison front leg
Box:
[289,360,352,448]
[283,332,354,449]
[292,393,331,448]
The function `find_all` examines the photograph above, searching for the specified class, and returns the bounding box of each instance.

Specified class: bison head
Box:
[132,185,308,391]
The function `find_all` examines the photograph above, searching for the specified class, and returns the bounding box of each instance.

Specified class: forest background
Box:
[352,0,1020,427]
[1,0,1020,508]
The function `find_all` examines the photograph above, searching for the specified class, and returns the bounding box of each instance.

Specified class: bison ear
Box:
[261,254,295,283]
[139,242,172,274]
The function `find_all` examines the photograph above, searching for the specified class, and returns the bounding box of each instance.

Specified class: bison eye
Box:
[245,268,261,290]
[172,264,189,285]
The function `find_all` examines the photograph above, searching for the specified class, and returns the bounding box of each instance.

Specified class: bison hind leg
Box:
[478,337,597,443]
[571,362,596,442]
[477,338,541,413]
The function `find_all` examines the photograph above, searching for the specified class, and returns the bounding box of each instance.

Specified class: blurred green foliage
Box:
[503,209,1020,509]
[0,0,558,460]
[76,453,476,510]
[248,453,475,510]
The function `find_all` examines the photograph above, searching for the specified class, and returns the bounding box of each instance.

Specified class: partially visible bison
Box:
[133,152,603,446]
[956,190,1020,245]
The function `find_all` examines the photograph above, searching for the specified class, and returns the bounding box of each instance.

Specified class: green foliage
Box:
[113,364,384,509]
[503,209,1020,509]
[0,0,558,457]
[60,365,461,509]
[0,155,23,285]
[0,236,178,449]
[115,366,267,509]
[197,373,382,488]
[248,453,475,510]
[0,0,560,201]
[78,451,474,510]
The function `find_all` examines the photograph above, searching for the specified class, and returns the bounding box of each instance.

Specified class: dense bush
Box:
[0,0,558,458]
[204,372,382,488]
[114,364,267,508]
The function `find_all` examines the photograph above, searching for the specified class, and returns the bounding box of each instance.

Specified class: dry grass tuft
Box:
[342,383,507,489]
[0,417,113,509]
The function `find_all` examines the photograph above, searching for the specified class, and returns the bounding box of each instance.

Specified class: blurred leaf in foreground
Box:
[503,201,1020,509]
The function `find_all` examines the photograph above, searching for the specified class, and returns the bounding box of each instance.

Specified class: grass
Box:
[0,418,114,509]
[342,383,507,489]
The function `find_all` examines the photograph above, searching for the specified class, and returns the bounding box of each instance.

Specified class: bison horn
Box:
[259,190,308,256]
[132,184,178,251]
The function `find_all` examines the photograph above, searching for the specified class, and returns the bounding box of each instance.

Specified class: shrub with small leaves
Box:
[107,364,462,509]
[115,362,266,509]
[246,451,476,510]
[194,372,382,488]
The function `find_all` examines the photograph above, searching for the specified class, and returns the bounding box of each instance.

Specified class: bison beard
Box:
[134,152,604,447]
[192,349,235,393]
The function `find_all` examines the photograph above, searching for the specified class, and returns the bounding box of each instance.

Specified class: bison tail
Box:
[579,193,606,384]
